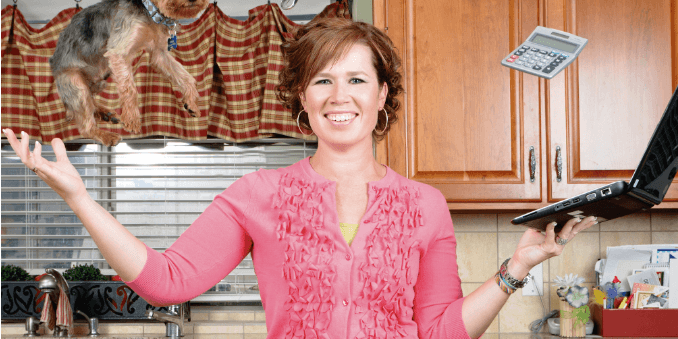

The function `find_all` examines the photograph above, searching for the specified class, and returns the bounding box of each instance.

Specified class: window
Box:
[1,137,316,302]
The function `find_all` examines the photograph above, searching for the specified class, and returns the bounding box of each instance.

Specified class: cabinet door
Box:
[545,0,678,208]
[374,0,544,208]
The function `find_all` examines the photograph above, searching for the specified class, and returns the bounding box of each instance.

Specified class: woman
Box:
[3,18,596,339]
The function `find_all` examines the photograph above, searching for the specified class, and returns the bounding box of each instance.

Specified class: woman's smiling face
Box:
[300,43,387,148]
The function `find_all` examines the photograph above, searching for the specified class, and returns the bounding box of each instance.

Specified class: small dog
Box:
[49,0,209,146]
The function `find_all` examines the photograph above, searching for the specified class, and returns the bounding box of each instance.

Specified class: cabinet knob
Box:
[556,146,563,182]
[529,146,536,182]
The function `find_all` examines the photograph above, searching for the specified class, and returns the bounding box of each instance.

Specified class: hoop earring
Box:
[296,110,314,136]
[377,109,389,134]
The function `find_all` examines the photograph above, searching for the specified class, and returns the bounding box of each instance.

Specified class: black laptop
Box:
[512,85,678,231]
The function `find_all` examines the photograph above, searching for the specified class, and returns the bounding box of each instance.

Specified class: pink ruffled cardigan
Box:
[125,157,472,339]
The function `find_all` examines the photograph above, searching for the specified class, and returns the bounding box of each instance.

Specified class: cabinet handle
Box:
[529,146,536,183]
[556,146,563,182]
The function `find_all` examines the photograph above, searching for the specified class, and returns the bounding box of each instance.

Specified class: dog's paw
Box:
[183,102,200,118]
[120,103,142,133]
[123,119,141,134]
[96,111,121,124]
[99,131,122,147]
[184,103,200,118]
[120,108,141,134]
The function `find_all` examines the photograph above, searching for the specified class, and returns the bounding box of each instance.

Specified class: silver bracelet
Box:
[500,257,530,289]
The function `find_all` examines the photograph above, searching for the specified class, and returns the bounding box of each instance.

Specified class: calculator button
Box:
[506,58,515,63]
[550,61,560,67]
[531,47,540,52]
[537,62,546,67]
[557,56,567,62]
[560,54,569,58]
[548,52,558,57]
[532,65,542,70]
[516,60,524,65]
[527,59,536,64]
[514,51,523,56]
[541,58,549,63]
[542,66,555,73]
[538,50,547,55]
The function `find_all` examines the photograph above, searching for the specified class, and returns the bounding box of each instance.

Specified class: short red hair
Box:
[276,18,403,141]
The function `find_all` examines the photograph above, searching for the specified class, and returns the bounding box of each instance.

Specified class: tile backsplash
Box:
[453,210,678,334]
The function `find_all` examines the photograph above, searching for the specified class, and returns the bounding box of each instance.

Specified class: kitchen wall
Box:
[453,210,678,334]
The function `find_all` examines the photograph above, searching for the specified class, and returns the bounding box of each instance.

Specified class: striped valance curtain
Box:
[0,1,351,144]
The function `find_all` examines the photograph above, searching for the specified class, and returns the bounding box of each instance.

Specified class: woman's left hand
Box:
[510,216,598,276]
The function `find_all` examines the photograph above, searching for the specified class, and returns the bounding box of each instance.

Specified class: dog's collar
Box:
[141,0,177,29]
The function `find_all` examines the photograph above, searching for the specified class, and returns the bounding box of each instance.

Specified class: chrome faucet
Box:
[37,269,70,337]
[75,310,100,337]
[145,303,190,338]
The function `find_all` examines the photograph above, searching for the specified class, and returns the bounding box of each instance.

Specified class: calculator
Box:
[501,26,588,79]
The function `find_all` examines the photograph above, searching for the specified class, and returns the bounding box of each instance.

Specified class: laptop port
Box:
[601,187,612,196]
[586,193,597,201]
[562,200,571,207]
[572,197,581,203]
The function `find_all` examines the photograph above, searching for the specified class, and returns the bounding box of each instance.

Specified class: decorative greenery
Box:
[1,265,33,282]
[62,264,108,281]
[561,304,591,329]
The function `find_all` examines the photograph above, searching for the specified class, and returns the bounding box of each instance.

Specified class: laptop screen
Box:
[629,85,678,204]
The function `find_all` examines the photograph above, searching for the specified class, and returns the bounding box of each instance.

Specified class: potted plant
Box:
[1,264,33,282]
[62,264,108,282]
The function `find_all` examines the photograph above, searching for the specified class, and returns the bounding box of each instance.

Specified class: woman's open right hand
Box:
[3,129,88,202]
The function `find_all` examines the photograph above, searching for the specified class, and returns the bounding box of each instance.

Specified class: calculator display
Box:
[530,34,579,53]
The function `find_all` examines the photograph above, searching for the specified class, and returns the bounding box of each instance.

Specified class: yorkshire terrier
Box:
[49,0,209,146]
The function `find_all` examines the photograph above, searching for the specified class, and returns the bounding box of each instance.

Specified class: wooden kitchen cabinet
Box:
[373,0,678,210]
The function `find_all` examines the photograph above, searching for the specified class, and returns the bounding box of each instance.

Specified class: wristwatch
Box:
[500,257,530,288]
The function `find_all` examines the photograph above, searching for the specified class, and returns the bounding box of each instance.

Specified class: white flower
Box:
[553,273,585,300]
[553,273,585,288]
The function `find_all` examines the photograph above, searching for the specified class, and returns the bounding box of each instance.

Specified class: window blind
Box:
[1,137,317,302]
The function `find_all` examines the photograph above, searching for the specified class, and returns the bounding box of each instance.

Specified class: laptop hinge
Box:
[627,190,660,206]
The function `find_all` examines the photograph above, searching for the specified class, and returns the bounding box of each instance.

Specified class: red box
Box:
[590,303,678,337]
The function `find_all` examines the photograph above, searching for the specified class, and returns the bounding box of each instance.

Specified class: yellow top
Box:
[339,223,359,246]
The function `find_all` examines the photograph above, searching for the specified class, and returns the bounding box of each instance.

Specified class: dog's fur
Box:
[49,0,208,146]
